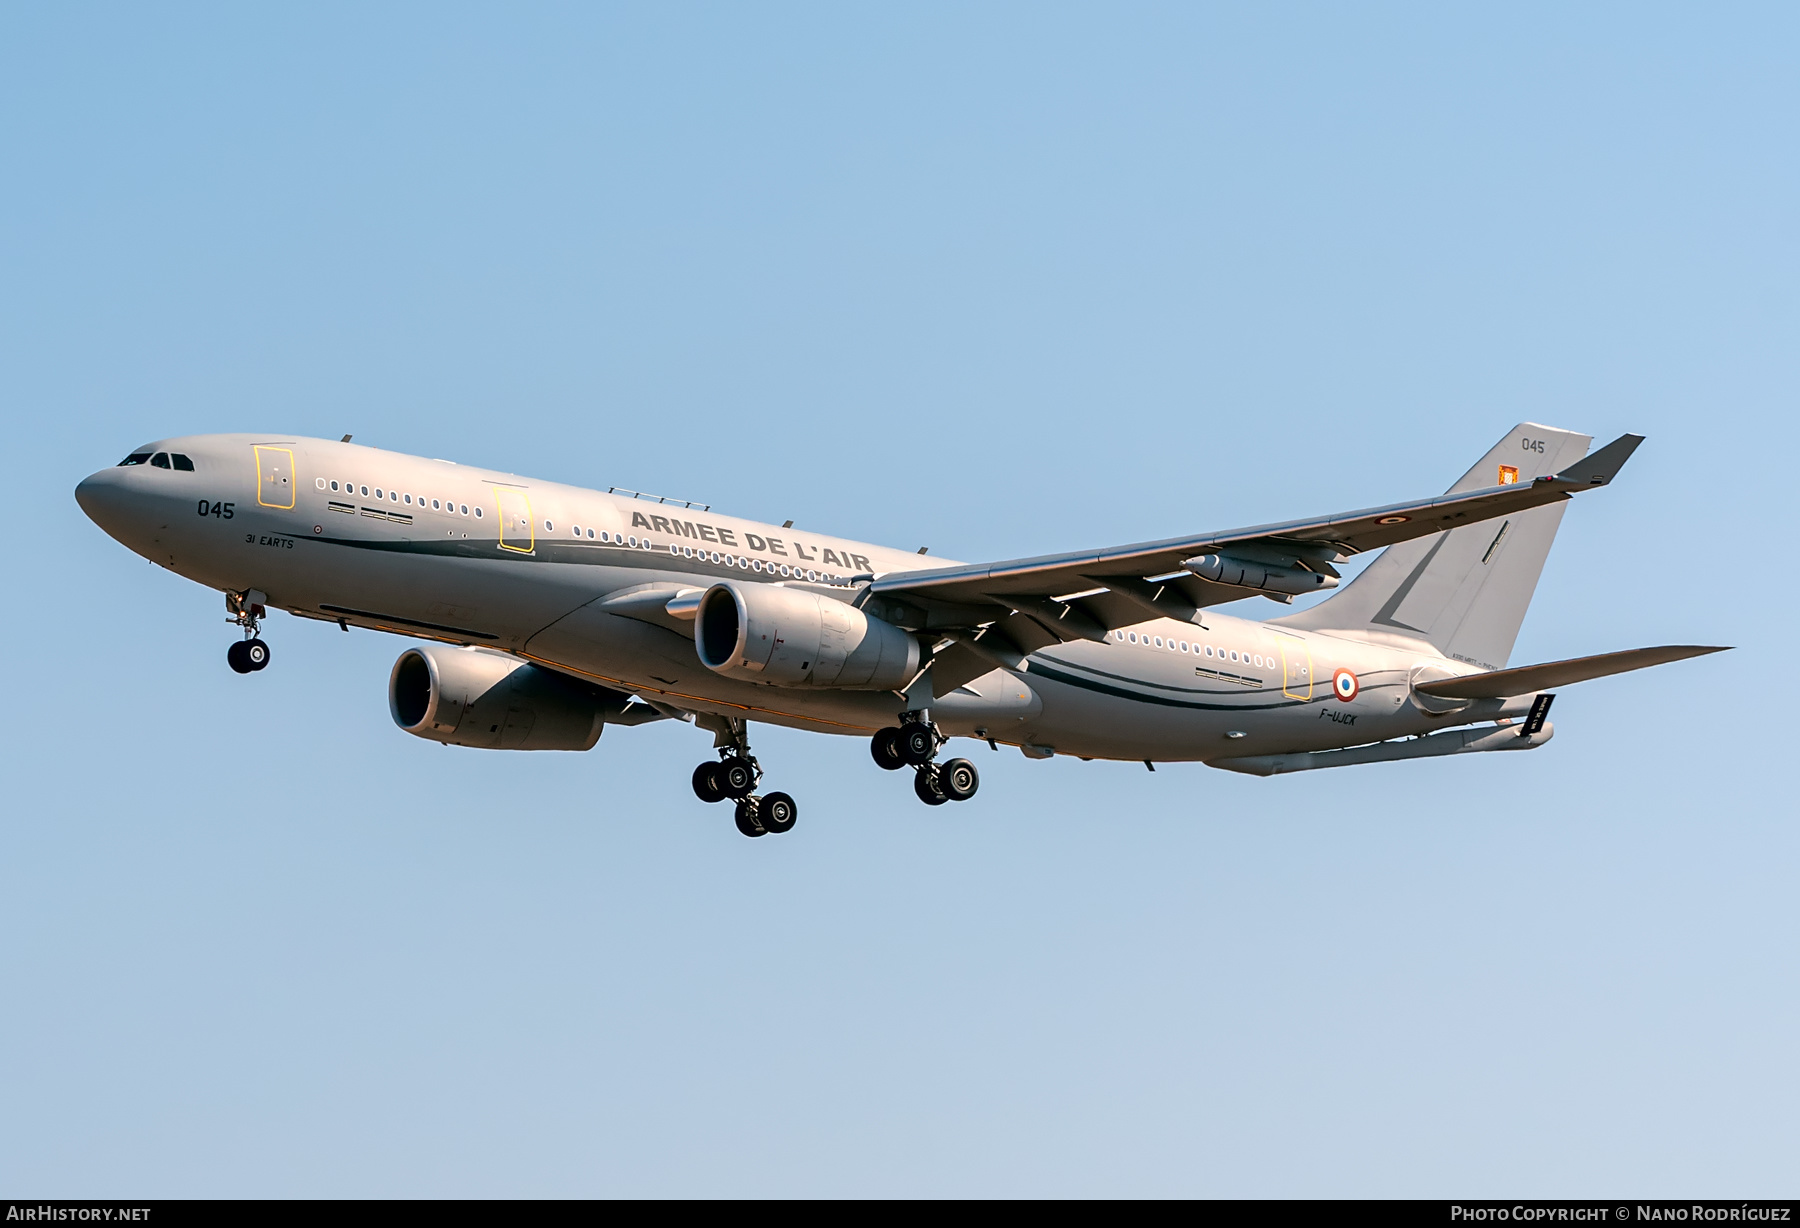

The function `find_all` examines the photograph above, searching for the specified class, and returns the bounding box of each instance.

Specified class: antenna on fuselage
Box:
[341,434,353,443]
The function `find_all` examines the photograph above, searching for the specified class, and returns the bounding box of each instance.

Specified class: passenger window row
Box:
[557,520,844,582]
[118,451,194,471]
[316,478,480,518]
[1114,629,1274,670]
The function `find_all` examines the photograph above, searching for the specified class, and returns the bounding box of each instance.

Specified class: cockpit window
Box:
[118,453,152,466]
[150,452,172,469]
[171,453,195,471]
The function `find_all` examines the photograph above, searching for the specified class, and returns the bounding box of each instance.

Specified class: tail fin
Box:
[1275,423,1592,670]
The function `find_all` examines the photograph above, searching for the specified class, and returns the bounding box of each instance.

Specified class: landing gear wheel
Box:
[871,727,907,771]
[899,724,936,766]
[759,792,798,834]
[721,757,758,799]
[940,758,979,802]
[734,797,766,837]
[913,765,949,806]
[692,762,728,804]
[227,641,254,674]
[245,638,270,671]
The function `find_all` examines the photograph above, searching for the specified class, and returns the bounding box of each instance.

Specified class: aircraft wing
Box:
[867,433,1643,648]
[1412,644,1729,700]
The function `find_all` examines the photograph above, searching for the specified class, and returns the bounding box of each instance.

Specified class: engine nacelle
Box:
[389,645,606,750]
[695,581,921,690]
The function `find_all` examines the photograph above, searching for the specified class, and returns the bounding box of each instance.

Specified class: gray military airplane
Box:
[75,423,1724,837]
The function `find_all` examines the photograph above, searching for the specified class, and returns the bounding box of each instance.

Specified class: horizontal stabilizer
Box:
[1551,433,1643,487]
[1413,644,1729,700]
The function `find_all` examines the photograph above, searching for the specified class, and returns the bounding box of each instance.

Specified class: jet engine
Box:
[695,582,921,690]
[389,645,616,750]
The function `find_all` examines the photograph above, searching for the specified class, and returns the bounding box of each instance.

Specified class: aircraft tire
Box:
[913,765,949,806]
[899,724,936,766]
[870,728,906,771]
[692,762,728,804]
[759,791,798,834]
[227,641,254,674]
[245,638,271,671]
[940,758,979,802]
[721,758,757,799]
[734,797,767,837]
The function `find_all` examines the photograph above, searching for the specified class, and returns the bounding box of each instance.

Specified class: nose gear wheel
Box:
[224,591,270,674]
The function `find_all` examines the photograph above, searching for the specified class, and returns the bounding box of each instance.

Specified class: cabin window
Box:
[118,452,152,466]
[474,507,483,518]
[588,529,596,539]
[172,454,194,471]
[544,520,553,531]
[459,504,468,515]
[360,486,370,497]
[150,452,171,469]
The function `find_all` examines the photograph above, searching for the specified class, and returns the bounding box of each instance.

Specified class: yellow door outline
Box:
[1275,633,1312,701]
[253,446,296,509]
[494,488,534,554]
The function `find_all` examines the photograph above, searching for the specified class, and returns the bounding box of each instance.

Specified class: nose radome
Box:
[75,469,134,538]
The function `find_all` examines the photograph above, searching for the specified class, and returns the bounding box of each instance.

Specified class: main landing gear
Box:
[691,718,799,838]
[225,590,271,675]
[871,713,980,807]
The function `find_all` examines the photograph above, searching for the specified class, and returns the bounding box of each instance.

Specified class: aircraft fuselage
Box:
[75,433,1515,766]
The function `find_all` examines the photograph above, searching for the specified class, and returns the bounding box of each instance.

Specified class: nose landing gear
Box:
[691,717,799,838]
[225,590,271,674]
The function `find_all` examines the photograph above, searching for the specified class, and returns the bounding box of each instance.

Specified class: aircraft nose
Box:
[75,468,136,538]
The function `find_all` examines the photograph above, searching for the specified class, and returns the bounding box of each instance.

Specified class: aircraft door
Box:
[494,487,534,554]
[1275,633,1312,701]
[254,446,297,509]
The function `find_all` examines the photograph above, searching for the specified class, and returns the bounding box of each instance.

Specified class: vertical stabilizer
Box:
[1274,423,1591,669]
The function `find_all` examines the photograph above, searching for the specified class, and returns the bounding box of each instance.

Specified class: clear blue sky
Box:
[3,3,1794,1196]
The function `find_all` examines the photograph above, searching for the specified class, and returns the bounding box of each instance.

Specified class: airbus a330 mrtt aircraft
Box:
[76,423,1724,837]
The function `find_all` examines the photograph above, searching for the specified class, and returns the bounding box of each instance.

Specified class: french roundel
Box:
[1332,668,1359,702]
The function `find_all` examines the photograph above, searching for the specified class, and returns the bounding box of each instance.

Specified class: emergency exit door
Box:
[494,487,534,554]
[254,446,296,509]
[1276,633,1312,701]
